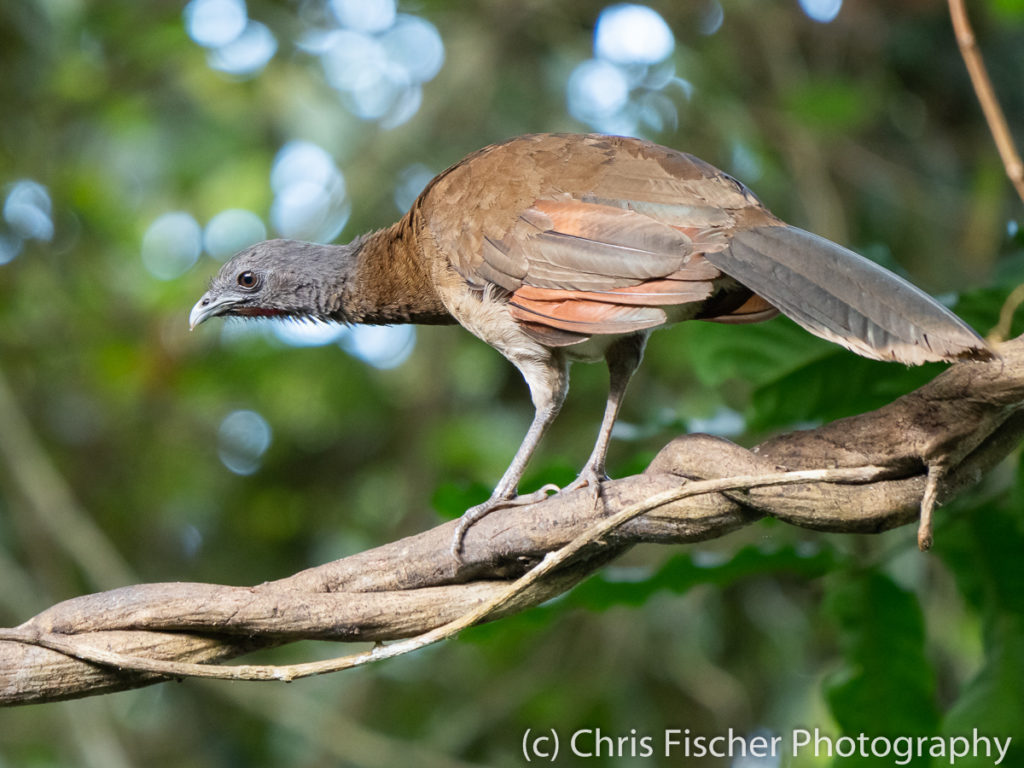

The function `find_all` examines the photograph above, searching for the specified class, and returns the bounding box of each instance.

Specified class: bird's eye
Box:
[237,271,260,290]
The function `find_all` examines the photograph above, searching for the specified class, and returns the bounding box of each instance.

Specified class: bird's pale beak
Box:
[189,293,238,330]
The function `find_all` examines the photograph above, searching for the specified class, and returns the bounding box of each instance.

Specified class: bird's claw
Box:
[451,484,561,562]
[564,466,609,509]
[450,469,610,562]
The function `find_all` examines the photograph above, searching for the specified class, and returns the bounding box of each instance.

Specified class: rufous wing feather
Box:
[508,295,668,335]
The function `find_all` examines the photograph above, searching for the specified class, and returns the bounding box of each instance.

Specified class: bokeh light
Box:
[699,0,725,35]
[381,15,445,84]
[184,0,277,77]
[0,234,21,266]
[184,0,247,48]
[215,318,417,368]
[799,0,843,23]
[329,0,397,33]
[320,30,387,92]
[208,20,278,76]
[183,0,441,126]
[180,524,204,559]
[142,211,202,281]
[567,59,631,128]
[272,319,347,347]
[341,325,416,369]
[270,141,350,243]
[393,163,435,212]
[217,409,272,475]
[567,5,683,136]
[204,208,267,260]
[730,141,764,183]
[593,4,674,65]
[4,180,54,242]
[687,407,746,437]
[316,11,444,127]
[378,85,423,130]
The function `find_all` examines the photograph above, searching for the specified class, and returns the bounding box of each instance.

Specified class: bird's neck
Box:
[329,218,454,326]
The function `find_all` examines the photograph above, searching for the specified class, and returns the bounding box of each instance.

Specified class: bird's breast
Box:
[429,267,551,363]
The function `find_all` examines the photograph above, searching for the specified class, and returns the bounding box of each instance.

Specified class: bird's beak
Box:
[189,293,238,330]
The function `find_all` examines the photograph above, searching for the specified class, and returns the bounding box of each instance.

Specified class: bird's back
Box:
[407,132,990,364]
[414,133,776,277]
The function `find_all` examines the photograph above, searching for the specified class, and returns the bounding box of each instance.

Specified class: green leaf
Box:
[749,355,944,431]
[942,614,1024,767]
[939,500,1024,616]
[673,316,835,391]
[461,543,837,648]
[570,544,836,612]
[823,571,939,767]
[937,498,1024,763]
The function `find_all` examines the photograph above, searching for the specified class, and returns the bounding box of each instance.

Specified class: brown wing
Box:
[416,134,778,340]
[495,198,733,335]
[415,133,990,362]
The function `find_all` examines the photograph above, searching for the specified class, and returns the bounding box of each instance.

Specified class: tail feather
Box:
[704,225,993,364]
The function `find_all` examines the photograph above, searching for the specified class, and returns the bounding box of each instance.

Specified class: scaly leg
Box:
[452,354,569,559]
[566,334,648,499]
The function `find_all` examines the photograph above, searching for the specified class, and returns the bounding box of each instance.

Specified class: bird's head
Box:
[189,238,354,330]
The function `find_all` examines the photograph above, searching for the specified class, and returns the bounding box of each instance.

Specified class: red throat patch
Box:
[235,307,286,318]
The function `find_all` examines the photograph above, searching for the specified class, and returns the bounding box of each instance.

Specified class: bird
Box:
[190,132,993,557]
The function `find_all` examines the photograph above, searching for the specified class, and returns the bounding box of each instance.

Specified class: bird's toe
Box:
[451,485,561,561]
[564,466,609,507]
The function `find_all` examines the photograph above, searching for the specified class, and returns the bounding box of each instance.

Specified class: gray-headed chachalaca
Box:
[190,133,992,555]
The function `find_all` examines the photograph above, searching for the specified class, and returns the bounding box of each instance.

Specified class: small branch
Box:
[989,282,1024,344]
[917,462,946,551]
[948,0,1024,205]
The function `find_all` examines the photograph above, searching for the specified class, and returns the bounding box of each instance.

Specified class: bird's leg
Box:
[452,355,569,559]
[565,334,647,503]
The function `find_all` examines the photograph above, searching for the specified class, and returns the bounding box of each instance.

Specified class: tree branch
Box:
[948,0,1024,206]
[2,336,1024,706]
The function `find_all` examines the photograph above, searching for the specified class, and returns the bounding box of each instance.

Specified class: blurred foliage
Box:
[1,0,1023,766]
[823,571,940,766]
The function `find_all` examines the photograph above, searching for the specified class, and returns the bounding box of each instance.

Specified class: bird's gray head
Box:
[189,238,355,330]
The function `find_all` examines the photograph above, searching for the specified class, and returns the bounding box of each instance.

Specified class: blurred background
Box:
[2,0,1024,765]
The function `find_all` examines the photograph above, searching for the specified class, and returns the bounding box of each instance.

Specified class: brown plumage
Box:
[190,133,993,556]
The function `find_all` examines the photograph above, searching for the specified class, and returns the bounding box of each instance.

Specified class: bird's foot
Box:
[563,466,609,509]
[451,484,561,561]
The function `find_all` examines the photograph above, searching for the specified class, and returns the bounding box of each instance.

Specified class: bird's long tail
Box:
[704,225,994,364]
